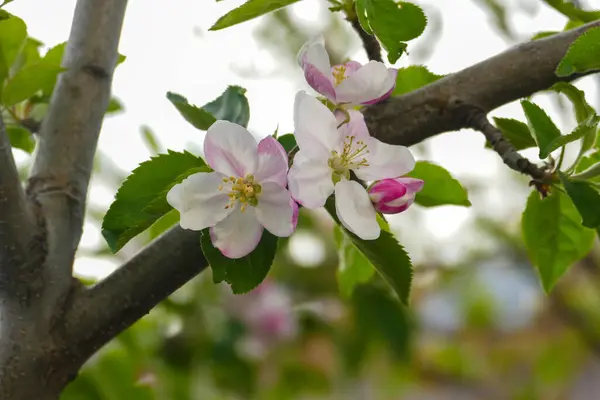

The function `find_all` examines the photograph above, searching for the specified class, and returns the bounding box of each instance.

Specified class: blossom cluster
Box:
[167,37,423,259]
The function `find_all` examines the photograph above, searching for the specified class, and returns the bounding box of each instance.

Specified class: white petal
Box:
[355,138,416,181]
[336,61,392,105]
[255,182,295,237]
[336,109,371,142]
[293,91,342,157]
[204,120,258,177]
[210,207,264,259]
[287,154,334,209]
[335,180,380,240]
[297,36,331,76]
[167,172,232,231]
[255,136,289,187]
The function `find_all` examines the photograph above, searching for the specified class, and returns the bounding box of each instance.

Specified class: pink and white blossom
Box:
[287,91,415,240]
[368,178,424,214]
[297,36,397,106]
[167,121,297,259]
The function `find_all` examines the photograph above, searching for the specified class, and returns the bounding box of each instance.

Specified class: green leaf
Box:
[531,31,559,40]
[556,26,600,77]
[354,0,373,35]
[202,85,250,128]
[106,97,124,114]
[392,65,444,96]
[166,91,217,130]
[2,62,64,106]
[0,0,15,8]
[140,125,161,154]
[334,225,375,298]
[406,161,471,207]
[540,114,600,158]
[102,150,207,252]
[325,198,413,305]
[559,172,600,228]
[210,0,301,31]
[0,15,27,74]
[542,0,600,23]
[550,82,595,123]
[575,150,600,173]
[357,0,427,63]
[521,100,562,158]
[6,124,34,153]
[277,133,296,154]
[200,229,278,294]
[490,117,537,150]
[521,189,595,292]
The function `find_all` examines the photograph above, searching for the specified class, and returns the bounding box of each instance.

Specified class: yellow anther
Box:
[332,65,347,86]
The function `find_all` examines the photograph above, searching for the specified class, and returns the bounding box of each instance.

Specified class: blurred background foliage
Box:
[5,0,600,398]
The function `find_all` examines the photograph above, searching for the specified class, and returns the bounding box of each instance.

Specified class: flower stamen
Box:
[327,135,370,182]
[332,65,347,86]
[219,174,262,211]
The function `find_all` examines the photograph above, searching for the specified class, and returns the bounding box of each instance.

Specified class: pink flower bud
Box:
[368,177,424,214]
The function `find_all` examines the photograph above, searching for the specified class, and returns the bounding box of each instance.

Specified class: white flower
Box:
[287,91,415,240]
[167,121,297,259]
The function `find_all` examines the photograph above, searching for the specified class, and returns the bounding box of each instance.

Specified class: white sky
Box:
[6,0,600,277]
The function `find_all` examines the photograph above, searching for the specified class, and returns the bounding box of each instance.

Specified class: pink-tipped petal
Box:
[167,172,232,231]
[287,154,334,209]
[355,138,415,181]
[204,120,258,177]
[368,177,422,215]
[210,207,264,259]
[394,177,425,194]
[336,61,394,105]
[340,61,363,76]
[303,63,337,102]
[255,136,288,187]
[298,37,331,76]
[360,68,397,105]
[368,179,408,204]
[293,91,341,155]
[291,199,299,231]
[255,182,296,237]
[335,180,380,240]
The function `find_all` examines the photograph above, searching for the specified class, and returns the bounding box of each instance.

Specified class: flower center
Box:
[332,65,347,86]
[328,135,370,183]
[219,174,262,212]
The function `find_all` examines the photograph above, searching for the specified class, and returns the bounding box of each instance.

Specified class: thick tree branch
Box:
[0,113,36,288]
[27,0,128,313]
[348,15,382,62]
[463,107,551,181]
[65,226,207,362]
[364,20,600,147]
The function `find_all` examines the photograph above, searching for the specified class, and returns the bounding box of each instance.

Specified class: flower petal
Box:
[335,180,380,240]
[293,91,341,157]
[303,64,337,102]
[336,61,394,105]
[287,153,334,208]
[167,172,232,231]
[338,60,363,76]
[395,177,424,194]
[210,207,264,259]
[298,36,331,76]
[361,68,397,105]
[255,182,295,237]
[355,138,416,181]
[255,136,288,187]
[204,120,258,177]
[336,109,371,142]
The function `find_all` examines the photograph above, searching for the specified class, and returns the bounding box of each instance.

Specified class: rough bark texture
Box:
[0,0,598,397]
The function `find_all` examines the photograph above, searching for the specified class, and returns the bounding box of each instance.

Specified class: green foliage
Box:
[521,100,562,159]
[210,0,301,31]
[550,82,595,123]
[521,190,595,292]
[355,0,427,63]
[166,92,217,130]
[491,117,536,150]
[277,133,296,154]
[140,125,161,154]
[167,86,250,131]
[2,62,64,106]
[542,0,600,22]
[0,14,27,90]
[575,150,600,173]
[201,229,278,294]
[406,161,471,207]
[556,27,600,77]
[391,65,444,96]
[102,151,208,252]
[106,97,124,114]
[540,115,600,158]
[559,172,600,228]
[334,226,375,298]
[325,198,413,305]
[5,124,34,153]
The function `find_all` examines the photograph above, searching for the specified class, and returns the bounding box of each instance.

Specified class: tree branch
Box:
[463,107,551,181]
[0,113,36,288]
[65,226,207,362]
[364,20,600,147]
[348,14,382,62]
[26,0,128,313]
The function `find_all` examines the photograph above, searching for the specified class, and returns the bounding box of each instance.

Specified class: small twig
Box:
[464,106,552,182]
[348,13,382,62]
